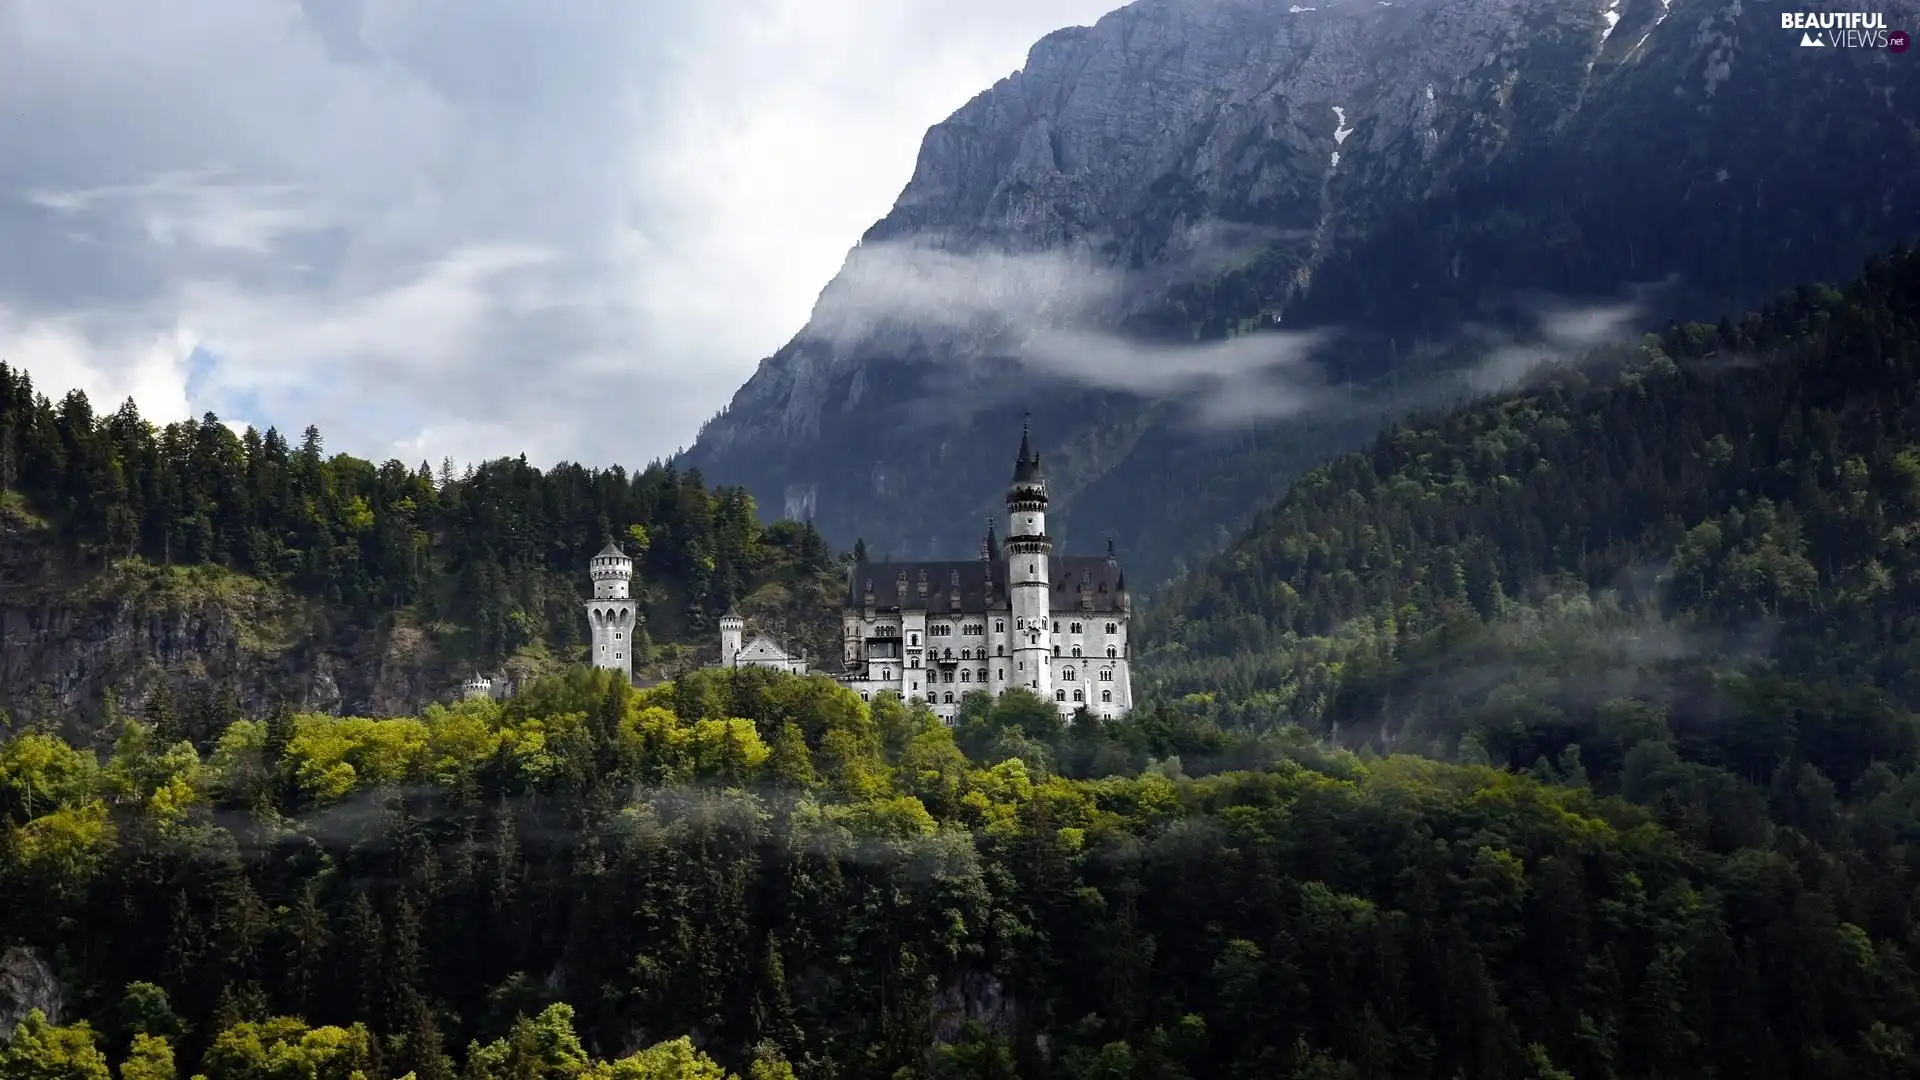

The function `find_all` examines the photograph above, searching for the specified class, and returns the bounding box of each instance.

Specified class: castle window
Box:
[910,633,919,646]
[1052,621,1059,633]
[862,692,870,702]
[960,670,971,682]
[1102,690,1112,703]
[1052,645,1060,657]
[995,620,1005,633]
[942,671,953,683]
[977,669,986,681]
[912,681,918,691]
[944,647,953,659]
[1055,689,1066,702]
[1072,646,1082,658]
[600,644,607,653]
[1073,690,1084,702]
[960,648,970,660]
[943,692,954,704]
[997,645,1005,656]
[615,632,623,640]
[1105,622,1117,634]
[1063,667,1076,681]
[996,668,1003,680]
[1100,669,1112,681]
[1070,622,1082,634]
[615,653,623,660]
[1108,646,1117,658]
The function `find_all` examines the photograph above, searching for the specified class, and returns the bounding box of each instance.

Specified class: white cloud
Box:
[0,0,1122,468]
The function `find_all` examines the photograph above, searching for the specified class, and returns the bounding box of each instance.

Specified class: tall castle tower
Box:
[719,609,744,667]
[584,541,638,681]
[1005,422,1053,700]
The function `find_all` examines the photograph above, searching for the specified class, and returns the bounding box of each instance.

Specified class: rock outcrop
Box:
[0,947,64,1040]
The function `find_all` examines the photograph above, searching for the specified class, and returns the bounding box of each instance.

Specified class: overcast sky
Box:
[0,0,1121,470]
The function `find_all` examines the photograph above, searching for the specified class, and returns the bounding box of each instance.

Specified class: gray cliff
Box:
[685,0,1917,587]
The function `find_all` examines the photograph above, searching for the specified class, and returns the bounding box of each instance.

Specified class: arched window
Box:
[1072,646,1082,657]
[996,668,1003,680]
[1052,621,1060,633]
[977,669,987,681]
[910,633,919,645]
[1108,646,1117,658]
[960,670,971,682]
[997,645,1005,656]
[861,692,870,701]
[1073,689,1084,702]
[1107,622,1118,634]
[1102,690,1112,703]
[995,620,1006,633]
[961,648,971,659]
[944,647,953,658]
[1100,669,1112,681]
[1063,667,1076,681]
[942,671,954,683]
[943,692,954,703]
[1052,645,1060,657]
[1055,689,1066,702]
[1070,621,1082,634]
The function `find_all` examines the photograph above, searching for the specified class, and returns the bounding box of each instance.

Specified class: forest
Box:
[8,663,1920,1080]
[1140,244,1920,767]
[0,366,844,713]
[6,248,1920,1078]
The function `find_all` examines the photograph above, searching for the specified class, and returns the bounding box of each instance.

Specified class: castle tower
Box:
[1005,421,1053,702]
[720,609,745,667]
[585,540,638,681]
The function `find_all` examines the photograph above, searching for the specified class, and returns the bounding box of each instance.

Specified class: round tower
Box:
[584,540,639,682]
[720,609,745,667]
[1005,421,1053,703]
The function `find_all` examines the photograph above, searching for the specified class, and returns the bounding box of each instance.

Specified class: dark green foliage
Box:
[1142,244,1920,785]
[0,376,840,680]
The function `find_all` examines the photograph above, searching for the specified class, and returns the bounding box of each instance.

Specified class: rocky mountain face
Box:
[682,0,1920,590]
[1,501,491,737]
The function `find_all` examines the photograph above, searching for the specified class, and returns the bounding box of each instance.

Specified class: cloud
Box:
[0,0,1124,469]
[798,233,1343,424]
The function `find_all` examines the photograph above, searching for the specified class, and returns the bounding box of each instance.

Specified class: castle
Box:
[583,427,1133,724]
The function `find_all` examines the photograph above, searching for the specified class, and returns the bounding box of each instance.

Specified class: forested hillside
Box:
[1140,244,1920,780]
[0,373,843,726]
[9,665,1920,1079]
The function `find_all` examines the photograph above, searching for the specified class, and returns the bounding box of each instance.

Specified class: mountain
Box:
[681,0,1920,590]
[1138,244,1920,779]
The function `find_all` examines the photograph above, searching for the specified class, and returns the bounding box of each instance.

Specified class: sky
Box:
[0,0,1123,470]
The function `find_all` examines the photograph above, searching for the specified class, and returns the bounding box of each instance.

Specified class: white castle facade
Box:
[839,427,1134,725]
[583,428,1133,724]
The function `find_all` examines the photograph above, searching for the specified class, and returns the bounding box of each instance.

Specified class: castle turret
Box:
[1005,421,1053,702]
[585,540,638,681]
[720,609,745,667]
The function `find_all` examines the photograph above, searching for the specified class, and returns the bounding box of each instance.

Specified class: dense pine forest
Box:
[1141,244,1920,758]
[9,247,1920,1079]
[0,372,843,726]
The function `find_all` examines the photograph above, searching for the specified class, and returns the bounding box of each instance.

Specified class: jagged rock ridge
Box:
[682,0,1920,588]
